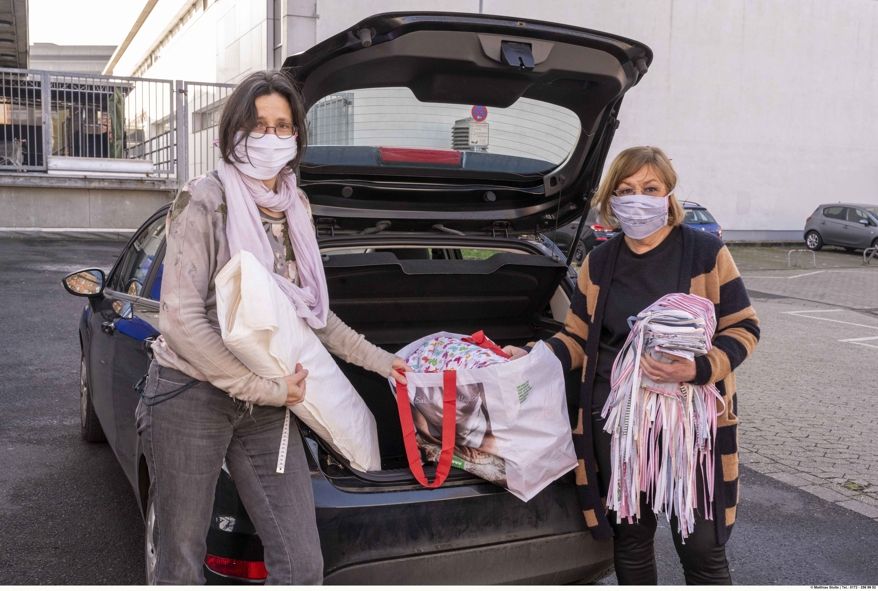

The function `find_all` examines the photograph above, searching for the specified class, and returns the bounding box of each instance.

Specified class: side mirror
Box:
[859,219,870,226]
[63,268,106,297]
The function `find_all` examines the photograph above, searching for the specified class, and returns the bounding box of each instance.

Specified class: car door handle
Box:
[101,320,117,335]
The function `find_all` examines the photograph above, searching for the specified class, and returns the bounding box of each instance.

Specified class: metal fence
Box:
[176,80,234,181]
[0,67,233,182]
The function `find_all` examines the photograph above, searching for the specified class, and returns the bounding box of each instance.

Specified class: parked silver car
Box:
[804,203,878,251]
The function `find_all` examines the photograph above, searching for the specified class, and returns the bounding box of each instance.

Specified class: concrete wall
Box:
[0,176,174,236]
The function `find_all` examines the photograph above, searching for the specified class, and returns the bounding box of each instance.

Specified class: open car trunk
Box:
[310,249,579,486]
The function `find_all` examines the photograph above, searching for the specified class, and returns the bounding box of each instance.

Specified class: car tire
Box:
[80,352,106,443]
[145,493,158,585]
[872,238,878,250]
[543,229,572,252]
[804,230,823,251]
[573,240,587,264]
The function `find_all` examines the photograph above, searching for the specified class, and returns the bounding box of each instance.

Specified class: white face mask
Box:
[610,191,674,240]
[232,131,297,180]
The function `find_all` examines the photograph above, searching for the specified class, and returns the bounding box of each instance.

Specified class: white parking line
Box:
[745,268,878,280]
[784,310,878,350]
[787,270,825,279]
[784,311,878,331]
[839,337,878,350]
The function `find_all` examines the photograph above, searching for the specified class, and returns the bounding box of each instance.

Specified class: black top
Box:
[591,226,683,411]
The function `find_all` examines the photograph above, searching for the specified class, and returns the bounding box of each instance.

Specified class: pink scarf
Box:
[216,159,328,329]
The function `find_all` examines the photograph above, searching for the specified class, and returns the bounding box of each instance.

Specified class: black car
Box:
[63,12,653,584]
[543,209,619,263]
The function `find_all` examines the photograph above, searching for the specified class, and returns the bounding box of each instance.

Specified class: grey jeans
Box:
[135,361,323,585]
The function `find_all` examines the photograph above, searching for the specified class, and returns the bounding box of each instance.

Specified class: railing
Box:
[176,80,234,181]
[0,67,234,183]
[0,69,48,172]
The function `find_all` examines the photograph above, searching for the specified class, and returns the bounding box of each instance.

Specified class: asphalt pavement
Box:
[0,237,143,584]
[1,237,877,585]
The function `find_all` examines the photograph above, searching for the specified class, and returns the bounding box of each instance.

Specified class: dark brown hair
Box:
[218,70,308,172]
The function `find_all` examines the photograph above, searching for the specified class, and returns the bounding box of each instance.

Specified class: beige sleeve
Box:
[158,184,288,406]
[314,310,398,377]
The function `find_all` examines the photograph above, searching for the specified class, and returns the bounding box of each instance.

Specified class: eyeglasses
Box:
[249,123,297,139]
[612,186,668,197]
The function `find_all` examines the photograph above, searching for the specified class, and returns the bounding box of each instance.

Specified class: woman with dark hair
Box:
[505,146,760,585]
[136,70,410,585]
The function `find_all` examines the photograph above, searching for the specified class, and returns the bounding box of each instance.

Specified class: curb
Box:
[0,228,135,241]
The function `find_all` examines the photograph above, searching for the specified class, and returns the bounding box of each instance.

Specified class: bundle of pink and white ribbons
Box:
[601,293,725,540]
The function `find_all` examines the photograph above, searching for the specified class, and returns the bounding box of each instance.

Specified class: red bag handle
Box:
[462,330,511,358]
[395,370,457,488]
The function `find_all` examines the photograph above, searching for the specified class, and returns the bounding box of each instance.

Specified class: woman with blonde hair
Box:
[505,146,759,584]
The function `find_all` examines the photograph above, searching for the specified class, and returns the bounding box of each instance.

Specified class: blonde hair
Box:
[592,146,685,229]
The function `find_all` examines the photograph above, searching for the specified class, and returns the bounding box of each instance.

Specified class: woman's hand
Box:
[284,363,309,406]
[502,345,529,360]
[390,357,413,384]
[639,353,696,384]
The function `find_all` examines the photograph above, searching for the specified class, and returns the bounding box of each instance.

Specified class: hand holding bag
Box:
[215,250,381,472]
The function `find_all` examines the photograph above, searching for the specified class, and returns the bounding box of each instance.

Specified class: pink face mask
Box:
[609,190,674,239]
[232,131,298,180]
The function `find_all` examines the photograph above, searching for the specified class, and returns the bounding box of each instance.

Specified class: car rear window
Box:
[304,87,580,176]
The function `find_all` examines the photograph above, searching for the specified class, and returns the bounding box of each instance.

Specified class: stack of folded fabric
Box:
[601,293,725,540]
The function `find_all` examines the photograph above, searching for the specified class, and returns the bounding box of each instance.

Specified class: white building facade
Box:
[105,0,878,240]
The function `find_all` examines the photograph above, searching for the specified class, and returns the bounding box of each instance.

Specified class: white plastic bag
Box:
[215,250,381,472]
[391,332,577,501]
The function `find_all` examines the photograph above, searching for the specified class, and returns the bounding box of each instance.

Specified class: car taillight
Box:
[378,146,461,166]
[591,224,612,232]
[204,554,268,581]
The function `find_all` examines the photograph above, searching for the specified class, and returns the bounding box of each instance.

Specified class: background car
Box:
[542,208,618,263]
[804,202,878,251]
[682,201,723,240]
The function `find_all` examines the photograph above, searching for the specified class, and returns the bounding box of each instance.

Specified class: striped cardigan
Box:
[544,225,760,544]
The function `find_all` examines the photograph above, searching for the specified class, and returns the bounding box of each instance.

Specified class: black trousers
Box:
[592,411,732,585]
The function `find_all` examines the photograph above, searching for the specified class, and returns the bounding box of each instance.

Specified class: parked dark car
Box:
[62,12,655,584]
[682,201,722,240]
[542,208,619,263]
[804,202,878,251]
